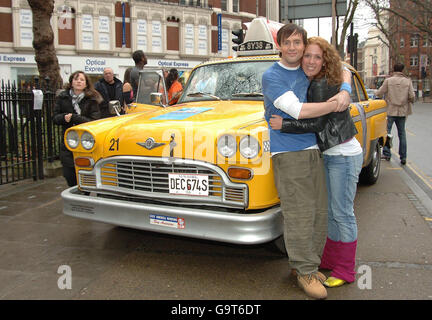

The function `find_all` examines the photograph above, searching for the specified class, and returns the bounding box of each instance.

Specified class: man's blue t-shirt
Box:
[262,62,317,153]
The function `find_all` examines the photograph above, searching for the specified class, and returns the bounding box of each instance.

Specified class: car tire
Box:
[359,141,381,185]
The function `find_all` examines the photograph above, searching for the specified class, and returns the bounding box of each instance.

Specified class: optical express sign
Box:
[0,54,200,71]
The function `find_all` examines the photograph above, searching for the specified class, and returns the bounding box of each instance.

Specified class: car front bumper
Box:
[61,187,282,245]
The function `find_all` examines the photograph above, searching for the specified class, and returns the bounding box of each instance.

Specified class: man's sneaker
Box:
[297,273,328,299]
[382,155,391,161]
[401,159,406,165]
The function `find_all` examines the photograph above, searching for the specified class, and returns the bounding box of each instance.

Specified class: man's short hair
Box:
[394,63,405,72]
[132,50,146,64]
[276,23,308,47]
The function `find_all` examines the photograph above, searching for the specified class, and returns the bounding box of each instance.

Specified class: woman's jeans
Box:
[383,116,407,160]
[323,153,363,243]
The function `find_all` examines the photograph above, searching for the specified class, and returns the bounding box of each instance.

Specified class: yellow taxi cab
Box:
[61,18,388,246]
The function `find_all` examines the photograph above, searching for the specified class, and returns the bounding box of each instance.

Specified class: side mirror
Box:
[109,100,122,116]
[150,92,163,106]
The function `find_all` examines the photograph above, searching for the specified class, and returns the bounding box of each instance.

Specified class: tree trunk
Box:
[27,0,62,89]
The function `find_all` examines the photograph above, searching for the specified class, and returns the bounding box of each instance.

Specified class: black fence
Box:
[0,78,62,185]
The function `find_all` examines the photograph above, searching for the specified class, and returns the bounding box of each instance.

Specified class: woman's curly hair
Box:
[306,37,343,86]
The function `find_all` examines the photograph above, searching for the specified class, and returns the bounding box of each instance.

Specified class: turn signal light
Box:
[228,167,252,180]
[75,157,94,168]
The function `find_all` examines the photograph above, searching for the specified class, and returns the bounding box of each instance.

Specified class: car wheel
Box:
[359,141,381,185]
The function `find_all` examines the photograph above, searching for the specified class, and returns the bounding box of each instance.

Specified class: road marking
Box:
[425,217,432,222]
[390,150,432,191]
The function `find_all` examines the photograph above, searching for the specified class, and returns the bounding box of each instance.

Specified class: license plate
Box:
[168,173,209,196]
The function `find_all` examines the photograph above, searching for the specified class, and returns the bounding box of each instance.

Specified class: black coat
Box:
[94,77,124,118]
[53,90,101,167]
[280,78,357,151]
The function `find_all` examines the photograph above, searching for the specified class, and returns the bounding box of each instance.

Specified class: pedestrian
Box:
[269,36,363,288]
[94,67,124,118]
[53,71,102,187]
[165,68,183,105]
[130,50,148,100]
[375,62,415,165]
[262,23,352,299]
[123,66,134,106]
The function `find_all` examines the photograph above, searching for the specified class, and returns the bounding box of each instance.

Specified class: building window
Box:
[410,56,418,67]
[137,19,147,51]
[400,38,404,48]
[410,36,419,47]
[233,0,239,12]
[98,16,110,50]
[81,14,94,50]
[221,0,227,11]
[423,35,429,47]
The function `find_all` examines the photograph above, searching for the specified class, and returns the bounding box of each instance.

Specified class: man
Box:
[130,50,148,100]
[262,23,351,299]
[375,63,415,165]
[94,67,124,118]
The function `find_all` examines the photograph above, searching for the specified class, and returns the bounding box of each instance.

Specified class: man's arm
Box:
[375,79,388,98]
[274,90,338,119]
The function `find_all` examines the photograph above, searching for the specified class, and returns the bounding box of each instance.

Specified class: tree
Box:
[27,0,62,89]
[335,0,360,58]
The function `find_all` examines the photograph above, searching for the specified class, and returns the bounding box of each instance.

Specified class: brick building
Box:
[0,0,279,85]
[388,0,431,96]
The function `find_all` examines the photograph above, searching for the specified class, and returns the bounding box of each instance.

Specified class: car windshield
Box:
[179,60,274,103]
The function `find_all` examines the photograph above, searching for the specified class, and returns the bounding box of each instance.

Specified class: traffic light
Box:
[232,29,244,51]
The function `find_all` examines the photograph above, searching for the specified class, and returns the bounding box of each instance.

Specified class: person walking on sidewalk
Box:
[269,37,362,288]
[262,24,352,299]
[375,63,415,165]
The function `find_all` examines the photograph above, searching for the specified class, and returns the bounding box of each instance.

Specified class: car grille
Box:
[79,157,248,208]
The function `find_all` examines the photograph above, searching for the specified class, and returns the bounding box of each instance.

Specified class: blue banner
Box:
[217,13,222,51]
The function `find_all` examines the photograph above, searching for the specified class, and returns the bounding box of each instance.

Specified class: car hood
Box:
[101,101,266,161]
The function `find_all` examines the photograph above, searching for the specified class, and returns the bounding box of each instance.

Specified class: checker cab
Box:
[61,18,388,246]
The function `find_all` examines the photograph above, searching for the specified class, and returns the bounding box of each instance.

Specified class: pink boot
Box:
[319,237,340,270]
[331,240,357,283]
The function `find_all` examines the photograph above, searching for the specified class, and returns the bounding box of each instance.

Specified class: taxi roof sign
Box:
[237,17,283,57]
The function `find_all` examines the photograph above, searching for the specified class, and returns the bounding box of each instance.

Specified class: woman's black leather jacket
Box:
[281,78,357,151]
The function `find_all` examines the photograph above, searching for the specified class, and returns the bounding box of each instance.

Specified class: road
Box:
[1,104,432,308]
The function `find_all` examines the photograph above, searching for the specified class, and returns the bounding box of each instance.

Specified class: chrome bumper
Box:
[61,187,282,245]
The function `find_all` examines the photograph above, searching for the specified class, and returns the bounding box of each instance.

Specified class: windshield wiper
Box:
[187,92,222,101]
[232,92,264,97]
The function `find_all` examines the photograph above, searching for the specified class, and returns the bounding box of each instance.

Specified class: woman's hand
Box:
[328,91,350,112]
[269,114,283,130]
[65,113,72,123]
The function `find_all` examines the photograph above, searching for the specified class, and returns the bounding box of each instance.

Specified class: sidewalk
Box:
[0,161,431,300]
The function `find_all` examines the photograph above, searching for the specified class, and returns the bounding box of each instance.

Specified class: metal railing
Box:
[0,78,62,185]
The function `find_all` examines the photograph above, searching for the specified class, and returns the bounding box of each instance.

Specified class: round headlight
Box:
[66,130,79,149]
[81,132,95,150]
[217,134,237,158]
[239,135,260,159]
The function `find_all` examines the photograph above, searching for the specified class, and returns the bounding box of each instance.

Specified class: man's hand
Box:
[327,90,350,112]
[64,113,72,123]
[269,115,283,130]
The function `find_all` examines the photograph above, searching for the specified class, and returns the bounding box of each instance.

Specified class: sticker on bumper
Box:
[150,214,185,229]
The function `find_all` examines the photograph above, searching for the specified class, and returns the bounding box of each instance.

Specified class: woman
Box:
[123,66,134,105]
[270,37,363,288]
[53,71,102,187]
[165,68,183,105]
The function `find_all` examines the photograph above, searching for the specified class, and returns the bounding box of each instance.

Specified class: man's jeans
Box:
[383,116,407,160]
[323,153,363,243]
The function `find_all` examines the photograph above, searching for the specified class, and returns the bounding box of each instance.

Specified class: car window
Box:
[349,73,359,103]
[180,61,274,102]
[136,70,167,105]
[354,75,367,101]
